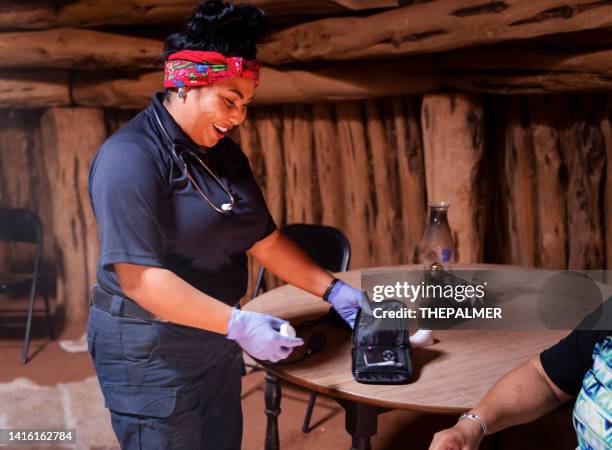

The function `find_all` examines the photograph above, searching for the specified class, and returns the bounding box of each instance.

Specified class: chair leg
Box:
[43,285,55,340]
[302,390,318,433]
[21,278,39,364]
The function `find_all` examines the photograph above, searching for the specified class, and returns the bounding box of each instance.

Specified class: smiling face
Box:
[164,75,256,147]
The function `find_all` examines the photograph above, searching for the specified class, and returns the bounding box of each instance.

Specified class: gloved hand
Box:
[226,308,303,363]
[326,280,365,329]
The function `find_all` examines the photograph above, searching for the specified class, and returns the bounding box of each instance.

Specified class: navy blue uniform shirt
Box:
[88,92,276,304]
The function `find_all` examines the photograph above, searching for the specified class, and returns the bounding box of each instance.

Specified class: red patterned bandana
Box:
[163,50,261,88]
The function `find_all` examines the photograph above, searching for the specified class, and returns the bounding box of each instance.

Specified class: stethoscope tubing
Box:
[151,106,235,215]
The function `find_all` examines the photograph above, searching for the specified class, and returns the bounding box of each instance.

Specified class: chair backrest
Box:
[251,223,350,298]
[281,224,350,273]
[0,208,43,244]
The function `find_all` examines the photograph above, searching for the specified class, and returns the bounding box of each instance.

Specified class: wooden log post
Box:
[0,111,35,210]
[237,114,265,299]
[561,97,606,269]
[254,107,285,291]
[336,101,375,268]
[421,93,485,264]
[387,97,426,264]
[364,99,402,266]
[503,97,537,267]
[0,110,55,274]
[282,105,317,224]
[255,107,285,225]
[312,103,344,230]
[39,108,105,322]
[237,114,263,177]
[527,96,567,269]
[602,96,612,270]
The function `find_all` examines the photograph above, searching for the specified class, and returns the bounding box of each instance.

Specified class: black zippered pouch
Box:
[351,298,412,384]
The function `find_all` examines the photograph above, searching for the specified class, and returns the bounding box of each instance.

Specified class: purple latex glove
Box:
[226,308,304,363]
[326,280,365,328]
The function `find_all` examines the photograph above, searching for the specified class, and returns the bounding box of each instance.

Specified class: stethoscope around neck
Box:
[151,106,235,215]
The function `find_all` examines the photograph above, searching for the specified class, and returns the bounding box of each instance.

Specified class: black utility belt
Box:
[90,287,169,323]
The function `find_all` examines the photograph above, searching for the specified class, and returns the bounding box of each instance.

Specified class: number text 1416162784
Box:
[0,429,76,444]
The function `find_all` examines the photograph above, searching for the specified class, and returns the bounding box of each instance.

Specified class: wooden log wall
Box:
[488,95,609,270]
[0,93,611,321]
[0,107,104,322]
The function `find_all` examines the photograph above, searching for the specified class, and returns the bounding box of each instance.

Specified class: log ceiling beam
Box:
[0,28,163,69]
[5,2,612,71]
[72,60,441,108]
[0,58,440,109]
[9,42,612,109]
[4,26,612,78]
[0,70,69,108]
[258,0,612,64]
[440,46,612,74]
[0,1,402,30]
[9,37,612,109]
[442,71,612,95]
[438,45,612,94]
[0,1,56,30]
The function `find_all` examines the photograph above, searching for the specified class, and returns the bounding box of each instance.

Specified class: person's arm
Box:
[115,263,232,333]
[115,262,304,362]
[248,229,364,328]
[248,229,334,297]
[429,356,572,450]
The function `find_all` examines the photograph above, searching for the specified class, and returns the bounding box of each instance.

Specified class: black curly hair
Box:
[163,0,268,61]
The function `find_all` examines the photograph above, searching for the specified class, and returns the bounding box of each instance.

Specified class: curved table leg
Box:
[341,400,386,450]
[264,371,281,450]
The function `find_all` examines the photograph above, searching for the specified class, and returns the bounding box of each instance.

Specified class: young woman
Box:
[86,2,363,448]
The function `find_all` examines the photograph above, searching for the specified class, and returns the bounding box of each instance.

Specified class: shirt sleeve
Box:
[540,329,608,396]
[89,141,168,271]
[256,201,277,243]
[539,298,611,396]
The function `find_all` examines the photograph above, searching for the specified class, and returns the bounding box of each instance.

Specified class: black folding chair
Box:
[251,223,350,433]
[0,208,55,363]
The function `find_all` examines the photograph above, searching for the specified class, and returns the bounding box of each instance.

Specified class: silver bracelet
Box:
[458,412,487,435]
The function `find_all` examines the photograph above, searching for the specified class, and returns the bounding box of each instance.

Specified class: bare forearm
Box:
[249,230,333,297]
[115,263,232,334]
[471,357,570,434]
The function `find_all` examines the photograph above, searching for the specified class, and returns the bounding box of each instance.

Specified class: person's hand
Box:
[326,280,365,329]
[226,308,304,362]
[429,419,484,450]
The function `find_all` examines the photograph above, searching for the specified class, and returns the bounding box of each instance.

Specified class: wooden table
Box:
[244,265,568,450]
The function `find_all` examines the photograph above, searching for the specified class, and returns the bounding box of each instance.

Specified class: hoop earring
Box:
[178,88,187,101]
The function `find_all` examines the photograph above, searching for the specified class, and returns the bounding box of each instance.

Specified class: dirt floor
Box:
[0,301,577,450]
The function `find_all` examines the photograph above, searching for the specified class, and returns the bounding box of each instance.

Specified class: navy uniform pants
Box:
[87,303,243,450]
